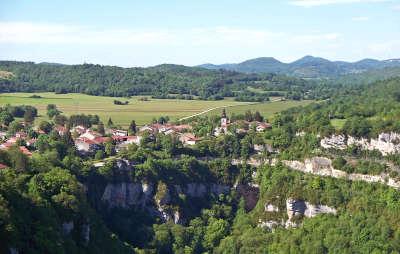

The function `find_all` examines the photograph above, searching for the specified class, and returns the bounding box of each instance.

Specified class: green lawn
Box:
[0,93,250,126]
[206,100,315,120]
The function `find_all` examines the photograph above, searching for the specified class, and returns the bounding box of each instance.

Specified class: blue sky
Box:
[0,0,399,66]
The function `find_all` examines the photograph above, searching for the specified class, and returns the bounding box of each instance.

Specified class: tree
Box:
[98,122,105,136]
[54,115,68,126]
[105,142,115,156]
[107,117,114,128]
[254,111,263,122]
[7,120,23,134]
[0,111,14,126]
[39,121,53,134]
[23,108,35,124]
[128,120,137,135]
[47,104,61,119]
[8,145,28,171]
[245,110,253,122]
[203,218,229,250]
[95,150,104,160]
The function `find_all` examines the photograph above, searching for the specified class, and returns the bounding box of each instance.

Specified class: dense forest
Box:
[0,61,324,101]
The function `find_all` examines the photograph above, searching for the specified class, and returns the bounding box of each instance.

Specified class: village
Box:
[0,110,273,169]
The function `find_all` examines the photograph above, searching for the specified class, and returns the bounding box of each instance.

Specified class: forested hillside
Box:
[199,56,400,78]
[1,69,400,253]
[0,61,315,101]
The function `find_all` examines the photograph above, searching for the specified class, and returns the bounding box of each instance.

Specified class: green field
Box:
[0,93,251,126]
[206,99,314,120]
[0,93,314,126]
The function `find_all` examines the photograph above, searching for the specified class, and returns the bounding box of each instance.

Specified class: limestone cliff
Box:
[283,157,400,189]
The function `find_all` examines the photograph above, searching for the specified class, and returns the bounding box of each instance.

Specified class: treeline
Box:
[0,61,322,101]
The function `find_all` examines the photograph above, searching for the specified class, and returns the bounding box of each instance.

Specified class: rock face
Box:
[286,198,336,221]
[320,134,347,150]
[260,198,336,230]
[283,157,400,189]
[321,132,400,156]
[348,132,400,156]
[101,182,153,208]
[101,181,231,223]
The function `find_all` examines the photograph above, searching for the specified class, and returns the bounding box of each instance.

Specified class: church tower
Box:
[221,108,228,131]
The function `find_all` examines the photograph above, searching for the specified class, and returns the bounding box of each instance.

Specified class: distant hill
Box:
[198,56,400,78]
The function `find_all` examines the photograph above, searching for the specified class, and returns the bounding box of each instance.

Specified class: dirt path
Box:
[178,98,282,121]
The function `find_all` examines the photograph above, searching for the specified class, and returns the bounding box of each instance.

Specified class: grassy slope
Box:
[0,93,250,126]
[0,93,314,126]
[206,99,315,120]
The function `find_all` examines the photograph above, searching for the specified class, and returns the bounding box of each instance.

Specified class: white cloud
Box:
[292,33,341,43]
[393,4,400,9]
[290,0,390,7]
[368,40,400,58]
[352,16,370,21]
[0,22,287,47]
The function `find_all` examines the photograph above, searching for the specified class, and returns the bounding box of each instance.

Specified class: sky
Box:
[0,0,399,67]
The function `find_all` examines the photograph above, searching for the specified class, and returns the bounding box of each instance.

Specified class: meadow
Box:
[0,92,314,126]
[206,99,314,120]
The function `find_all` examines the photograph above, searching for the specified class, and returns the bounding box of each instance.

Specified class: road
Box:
[178,98,282,121]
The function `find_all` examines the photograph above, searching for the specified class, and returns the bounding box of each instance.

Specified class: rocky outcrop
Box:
[101,181,231,223]
[286,198,336,221]
[320,134,347,150]
[101,182,154,208]
[321,132,400,156]
[259,198,336,230]
[283,157,400,189]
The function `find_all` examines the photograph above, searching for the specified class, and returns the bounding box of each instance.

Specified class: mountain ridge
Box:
[198,56,400,78]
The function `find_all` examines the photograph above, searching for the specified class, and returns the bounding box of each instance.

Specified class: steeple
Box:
[221,108,226,118]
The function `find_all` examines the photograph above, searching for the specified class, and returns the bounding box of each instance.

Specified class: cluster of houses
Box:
[214,113,272,136]
[0,110,274,160]
[138,123,201,146]
[0,122,200,157]
[0,131,34,157]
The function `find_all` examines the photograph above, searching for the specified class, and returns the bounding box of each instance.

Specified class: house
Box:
[171,124,192,133]
[139,125,155,133]
[19,146,32,156]
[74,135,110,153]
[72,125,87,135]
[179,133,200,146]
[54,125,68,136]
[107,129,128,137]
[126,136,142,145]
[15,132,27,139]
[0,142,33,156]
[115,135,142,151]
[80,130,102,140]
[254,122,272,132]
[75,138,98,153]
